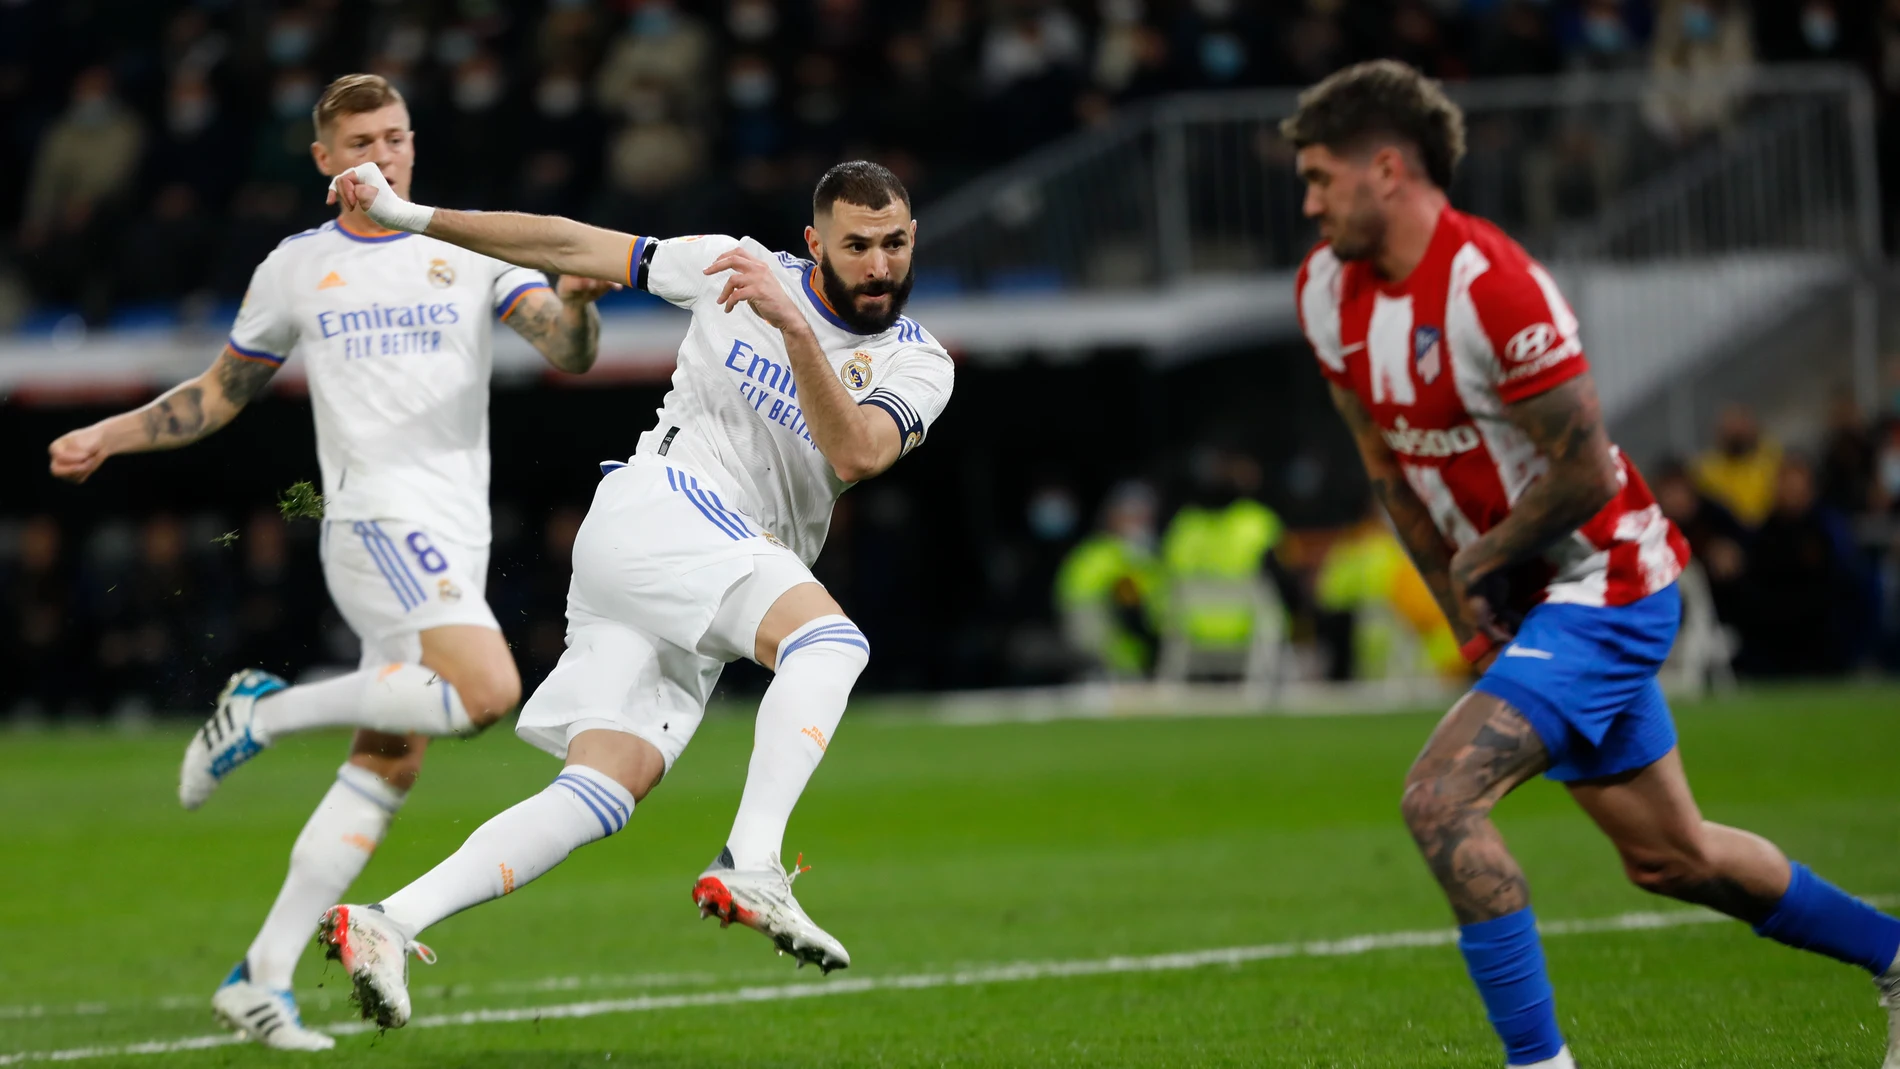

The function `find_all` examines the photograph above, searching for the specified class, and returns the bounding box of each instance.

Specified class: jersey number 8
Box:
[405,532,449,575]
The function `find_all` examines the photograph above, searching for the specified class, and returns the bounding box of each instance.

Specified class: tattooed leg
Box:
[1567,748,1789,922]
[1407,694,1574,1066]
[1401,692,1552,924]
[1570,747,1900,987]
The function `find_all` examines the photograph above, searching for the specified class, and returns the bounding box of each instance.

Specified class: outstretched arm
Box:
[48,348,280,483]
[330,165,635,284]
[1446,373,1621,629]
[1329,383,1475,647]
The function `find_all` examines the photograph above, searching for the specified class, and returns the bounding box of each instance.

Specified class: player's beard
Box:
[1324,191,1387,263]
[817,253,914,335]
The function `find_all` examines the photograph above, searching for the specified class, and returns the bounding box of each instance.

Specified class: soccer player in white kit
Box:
[314,157,953,1029]
[46,75,612,1049]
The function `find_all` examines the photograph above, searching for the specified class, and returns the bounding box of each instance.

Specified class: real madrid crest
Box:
[902,430,922,456]
[840,351,873,392]
[428,258,456,289]
[438,577,463,602]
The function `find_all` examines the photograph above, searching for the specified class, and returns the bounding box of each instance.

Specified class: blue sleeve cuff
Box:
[861,389,925,454]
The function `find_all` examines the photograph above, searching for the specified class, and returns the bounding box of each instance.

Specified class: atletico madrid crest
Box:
[1413,325,1443,385]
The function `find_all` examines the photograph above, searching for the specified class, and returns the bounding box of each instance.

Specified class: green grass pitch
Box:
[3,685,1898,1067]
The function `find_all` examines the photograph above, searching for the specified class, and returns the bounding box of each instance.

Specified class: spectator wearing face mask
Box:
[1566,0,1650,70]
[596,0,713,126]
[264,7,322,70]
[519,63,605,218]
[1170,0,1271,89]
[248,67,322,187]
[1755,0,1873,65]
[1644,0,1755,146]
[1695,403,1784,527]
[21,66,144,254]
[599,78,705,232]
[145,72,244,213]
[442,52,519,207]
[725,53,784,163]
[1056,481,1165,680]
[981,0,1087,158]
[18,65,146,313]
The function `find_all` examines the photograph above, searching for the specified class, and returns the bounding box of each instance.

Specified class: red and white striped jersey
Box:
[1296,208,1688,609]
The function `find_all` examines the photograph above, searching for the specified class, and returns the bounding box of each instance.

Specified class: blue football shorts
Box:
[1473,582,1682,782]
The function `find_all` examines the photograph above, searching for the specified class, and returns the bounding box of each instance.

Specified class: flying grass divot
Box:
[278,480,325,521]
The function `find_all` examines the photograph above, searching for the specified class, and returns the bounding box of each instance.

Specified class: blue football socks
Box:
[1754,861,1900,975]
[1459,907,1566,1065]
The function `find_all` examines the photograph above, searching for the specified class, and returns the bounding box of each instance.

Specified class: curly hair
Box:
[1279,60,1466,190]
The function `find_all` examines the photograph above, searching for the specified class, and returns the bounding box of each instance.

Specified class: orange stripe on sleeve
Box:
[499,285,551,321]
[225,344,283,366]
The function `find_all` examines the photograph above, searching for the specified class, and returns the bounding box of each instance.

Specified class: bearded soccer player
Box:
[47,75,611,1049]
[312,158,952,1029]
[1289,60,1900,1068]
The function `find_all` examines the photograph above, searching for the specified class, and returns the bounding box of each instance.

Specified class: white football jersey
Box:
[628,234,955,566]
[228,220,550,546]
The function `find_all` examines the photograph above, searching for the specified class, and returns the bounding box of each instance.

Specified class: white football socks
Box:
[723,615,869,871]
[245,764,405,990]
[1511,1047,1576,1069]
[376,764,633,937]
[251,663,472,743]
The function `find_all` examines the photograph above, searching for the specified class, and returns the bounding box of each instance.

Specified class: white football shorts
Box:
[515,456,819,769]
[319,518,500,667]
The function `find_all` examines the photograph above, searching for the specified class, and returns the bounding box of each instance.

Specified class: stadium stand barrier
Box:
[917,63,1880,428]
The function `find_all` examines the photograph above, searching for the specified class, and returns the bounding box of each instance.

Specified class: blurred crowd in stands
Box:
[8,0,1900,716]
[1655,397,1900,677]
[0,502,588,721]
[10,386,1900,720]
[1045,399,1900,691]
[2,0,1899,327]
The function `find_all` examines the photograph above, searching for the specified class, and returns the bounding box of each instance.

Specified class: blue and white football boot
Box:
[179,669,285,810]
[210,961,334,1051]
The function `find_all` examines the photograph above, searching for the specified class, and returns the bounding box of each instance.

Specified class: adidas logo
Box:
[317,271,346,290]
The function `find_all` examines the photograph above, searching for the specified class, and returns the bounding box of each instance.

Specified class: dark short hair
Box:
[1279,60,1466,190]
[812,160,910,216]
[313,73,406,140]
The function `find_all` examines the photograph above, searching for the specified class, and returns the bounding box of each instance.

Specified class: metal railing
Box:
[919,65,1879,293]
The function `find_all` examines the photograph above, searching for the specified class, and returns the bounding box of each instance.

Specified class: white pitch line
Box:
[0,902,1816,1065]
[0,969,746,1021]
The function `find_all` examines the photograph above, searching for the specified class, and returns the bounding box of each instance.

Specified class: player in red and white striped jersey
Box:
[1297,203,1687,612]
[1288,60,1900,1069]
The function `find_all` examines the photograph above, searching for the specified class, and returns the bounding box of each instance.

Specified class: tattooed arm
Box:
[47,348,280,483]
[1328,383,1476,646]
[504,277,611,374]
[1447,372,1622,637]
